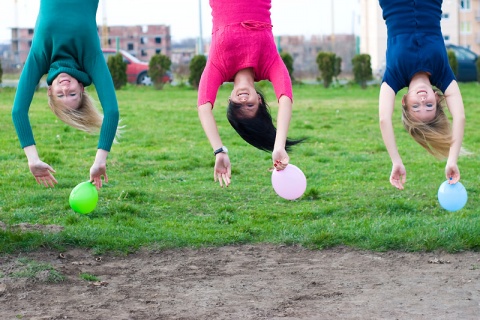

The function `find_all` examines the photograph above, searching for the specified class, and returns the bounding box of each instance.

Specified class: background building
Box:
[103,25,171,61]
[9,24,172,67]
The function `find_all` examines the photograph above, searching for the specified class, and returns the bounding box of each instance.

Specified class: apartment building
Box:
[10,24,171,66]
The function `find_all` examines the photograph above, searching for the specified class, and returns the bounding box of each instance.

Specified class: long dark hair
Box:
[226,91,304,152]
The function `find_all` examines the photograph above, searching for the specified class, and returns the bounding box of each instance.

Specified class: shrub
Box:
[106,53,127,90]
[149,53,172,90]
[333,55,342,82]
[351,54,373,89]
[280,52,294,82]
[316,52,336,88]
[448,50,458,78]
[188,55,207,90]
[476,58,480,83]
[0,59,3,85]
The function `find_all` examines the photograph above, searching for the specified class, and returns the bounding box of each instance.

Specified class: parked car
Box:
[102,49,172,85]
[445,44,478,82]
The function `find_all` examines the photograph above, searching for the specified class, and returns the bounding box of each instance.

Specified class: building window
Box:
[155,37,162,44]
[441,13,449,19]
[127,43,134,50]
[28,40,32,47]
[140,37,148,44]
[156,49,161,54]
[460,21,471,34]
[460,0,471,10]
[108,39,111,45]
[443,35,450,41]
[141,49,147,57]
[28,29,34,35]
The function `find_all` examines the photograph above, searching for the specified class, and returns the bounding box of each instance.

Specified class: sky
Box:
[0,0,358,44]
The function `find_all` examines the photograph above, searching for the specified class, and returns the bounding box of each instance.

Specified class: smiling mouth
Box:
[416,90,427,94]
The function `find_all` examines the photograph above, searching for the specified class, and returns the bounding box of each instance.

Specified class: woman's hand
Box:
[272,148,289,171]
[90,149,109,189]
[90,162,107,189]
[29,160,57,188]
[214,153,231,187]
[445,162,460,184]
[390,163,406,190]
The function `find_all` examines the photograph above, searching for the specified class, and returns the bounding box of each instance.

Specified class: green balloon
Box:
[69,181,98,214]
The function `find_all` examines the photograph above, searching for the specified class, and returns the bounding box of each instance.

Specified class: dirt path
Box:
[1,244,480,319]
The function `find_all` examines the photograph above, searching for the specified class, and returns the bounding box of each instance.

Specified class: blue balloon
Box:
[437,180,467,212]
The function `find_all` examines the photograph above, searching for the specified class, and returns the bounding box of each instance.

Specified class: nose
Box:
[239,95,247,102]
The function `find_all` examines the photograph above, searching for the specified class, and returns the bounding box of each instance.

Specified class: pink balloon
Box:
[271,164,307,200]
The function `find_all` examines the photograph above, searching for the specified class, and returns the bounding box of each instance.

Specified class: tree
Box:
[0,59,3,85]
[188,55,207,90]
[280,52,294,82]
[447,50,458,78]
[316,52,336,88]
[476,57,480,83]
[351,54,372,89]
[333,56,342,82]
[149,53,172,90]
[106,53,127,89]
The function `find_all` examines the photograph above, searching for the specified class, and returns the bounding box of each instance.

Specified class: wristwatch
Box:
[214,146,228,156]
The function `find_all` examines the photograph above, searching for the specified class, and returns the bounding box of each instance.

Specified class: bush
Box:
[448,50,458,78]
[107,53,127,90]
[149,53,172,90]
[188,55,207,90]
[476,58,480,83]
[280,52,294,82]
[316,52,336,88]
[0,59,3,85]
[351,54,373,89]
[333,56,342,82]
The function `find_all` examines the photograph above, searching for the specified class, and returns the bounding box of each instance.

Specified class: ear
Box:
[47,86,52,96]
[401,94,406,107]
[257,93,262,104]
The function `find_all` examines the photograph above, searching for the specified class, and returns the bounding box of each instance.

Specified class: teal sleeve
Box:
[85,52,119,151]
[11,53,48,148]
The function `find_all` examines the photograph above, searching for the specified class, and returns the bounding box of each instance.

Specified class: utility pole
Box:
[198,0,204,55]
[331,0,335,51]
[13,0,20,65]
[102,0,109,48]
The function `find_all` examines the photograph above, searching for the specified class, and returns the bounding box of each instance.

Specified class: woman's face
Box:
[403,85,438,122]
[229,86,261,119]
[48,73,84,110]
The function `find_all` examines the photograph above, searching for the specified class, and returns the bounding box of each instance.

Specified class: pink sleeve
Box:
[197,60,225,108]
[267,56,293,102]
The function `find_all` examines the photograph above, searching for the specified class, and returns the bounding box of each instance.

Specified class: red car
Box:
[102,49,172,85]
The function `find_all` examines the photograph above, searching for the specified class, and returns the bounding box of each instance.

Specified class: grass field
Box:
[1,81,480,254]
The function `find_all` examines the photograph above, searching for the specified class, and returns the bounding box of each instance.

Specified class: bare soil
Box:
[1,235,480,319]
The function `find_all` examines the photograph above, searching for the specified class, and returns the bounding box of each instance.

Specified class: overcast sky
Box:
[0,0,359,44]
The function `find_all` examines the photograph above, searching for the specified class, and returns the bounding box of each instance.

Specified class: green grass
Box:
[79,272,99,282]
[10,258,65,283]
[1,81,480,254]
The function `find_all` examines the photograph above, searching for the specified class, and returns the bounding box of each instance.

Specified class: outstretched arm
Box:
[444,80,466,184]
[272,95,292,170]
[86,52,120,189]
[379,82,406,189]
[12,52,50,185]
[198,103,231,187]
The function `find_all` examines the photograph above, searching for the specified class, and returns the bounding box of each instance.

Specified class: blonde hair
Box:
[48,91,122,141]
[401,90,451,159]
